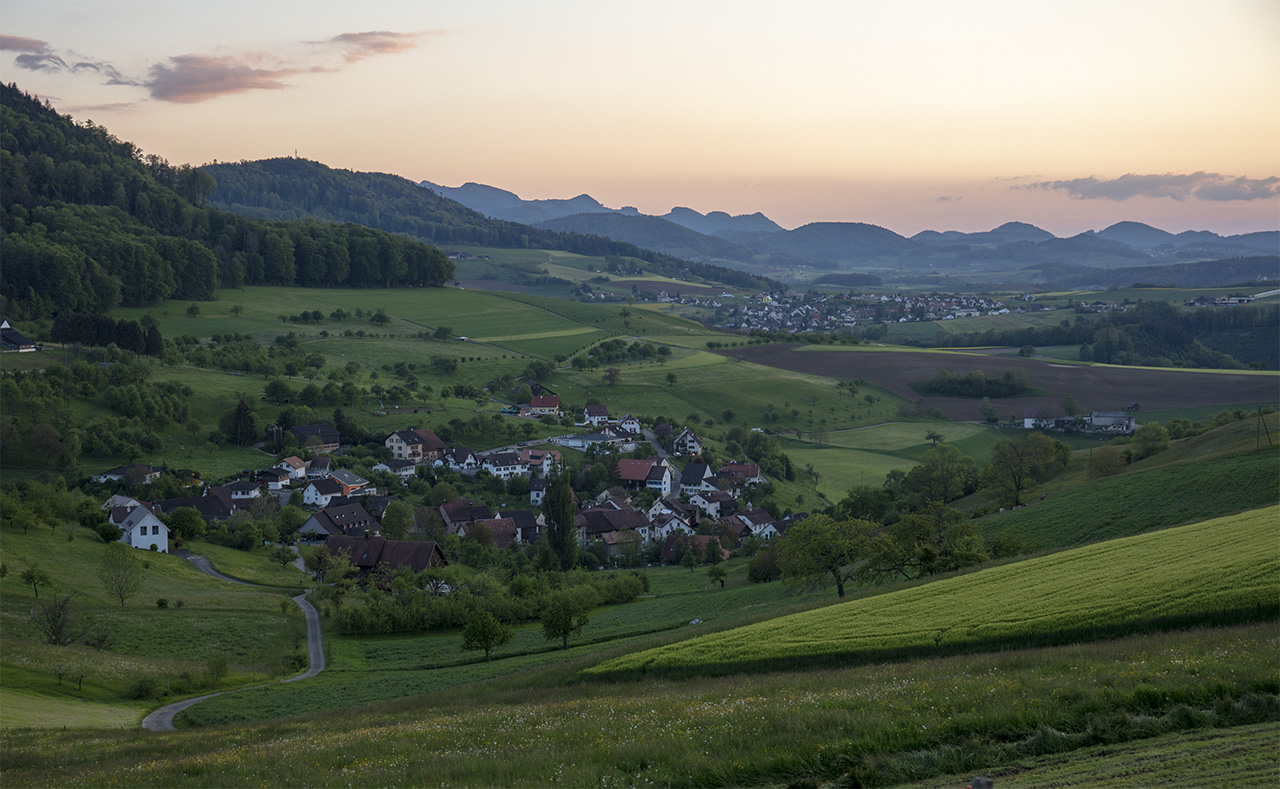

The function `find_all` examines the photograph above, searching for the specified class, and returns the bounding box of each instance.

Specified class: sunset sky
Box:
[3,0,1277,237]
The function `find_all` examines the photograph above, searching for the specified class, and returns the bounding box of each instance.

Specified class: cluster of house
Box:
[1023,409,1139,434]
[1183,295,1257,307]
[707,291,1018,334]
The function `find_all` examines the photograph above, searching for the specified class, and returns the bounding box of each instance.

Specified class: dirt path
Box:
[141,554,321,732]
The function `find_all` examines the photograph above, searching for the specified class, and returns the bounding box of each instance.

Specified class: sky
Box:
[2,0,1278,237]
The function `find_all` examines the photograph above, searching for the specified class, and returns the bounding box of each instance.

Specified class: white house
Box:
[481,452,530,480]
[303,477,344,508]
[275,456,308,480]
[117,506,169,553]
[617,414,642,435]
[679,462,717,496]
[583,404,609,427]
[372,458,417,482]
[672,428,702,456]
[438,446,480,474]
[529,478,546,506]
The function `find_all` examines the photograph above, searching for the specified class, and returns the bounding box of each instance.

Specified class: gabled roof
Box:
[154,495,233,523]
[328,469,369,487]
[483,451,524,467]
[718,463,761,482]
[498,509,540,538]
[530,394,559,408]
[439,497,493,524]
[389,427,446,450]
[305,503,376,536]
[474,518,518,548]
[277,456,306,470]
[326,535,447,573]
[576,507,649,534]
[292,423,339,440]
[584,404,609,417]
[307,478,344,496]
[617,458,659,483]
[680,463,711,486]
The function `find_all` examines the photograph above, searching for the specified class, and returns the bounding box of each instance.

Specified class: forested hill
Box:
[0,83,453,321]
[201,158,780,293]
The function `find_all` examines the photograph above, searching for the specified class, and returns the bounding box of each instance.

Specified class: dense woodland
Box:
[0,84,453,321]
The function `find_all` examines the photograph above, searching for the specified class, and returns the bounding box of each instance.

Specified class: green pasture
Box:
[185,542,309,588]
[904,723,1280,789]
[822,421,989,451]
[778,442,913,500]
[0,524,306,728]
[590,505,1279,674]
[6,621,1274,787]
[178,558,835,726]
[979,448,1280,550]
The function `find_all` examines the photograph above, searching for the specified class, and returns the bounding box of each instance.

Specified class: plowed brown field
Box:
[725,345,1280,420]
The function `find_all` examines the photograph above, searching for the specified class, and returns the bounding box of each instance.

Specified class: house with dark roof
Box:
[617,458,677,496]
[481,451,528,479]
[679,462,717,495]
[497,509,543,543]
[326,535,447,578]
[672,427,702,456]
[519,447,563,478]
[582,404,609,426]
[226,479,263,501]
[439,497,494,535]
[372,458,417,482]
[114,505,169,553]
[529,478,546,506]
[92,464,164,485]
[575,507,649,547]
[303,477,344,508]
[326,469,370,496]
[297,502,377,540]
[327,494,396,523]
[526,394,560,416]
[153,493,235,524]
[718,462,764,488]
[617,414,642,435]
[305,457,332,478]
[385,427,447,463]
[690,489,737,520]
[1,320,36,352]
[440,446,480,473]
[291,424,340,454]
[467,517,518,548]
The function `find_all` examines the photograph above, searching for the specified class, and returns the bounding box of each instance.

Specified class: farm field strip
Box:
[589,506,1279,674]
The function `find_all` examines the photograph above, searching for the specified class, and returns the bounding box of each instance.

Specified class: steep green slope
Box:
[978,448,1279,549]
[588,506,1279,675]
[0,84,452,321]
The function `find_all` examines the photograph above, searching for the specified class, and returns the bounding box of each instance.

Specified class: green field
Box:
[589,506,1279,675]
[0,524,307,728]
[979,448,1280,549]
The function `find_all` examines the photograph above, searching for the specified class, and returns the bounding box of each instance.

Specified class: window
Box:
[152,524,160,535]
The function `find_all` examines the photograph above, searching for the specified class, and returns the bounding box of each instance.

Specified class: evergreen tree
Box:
[543,466,577,571]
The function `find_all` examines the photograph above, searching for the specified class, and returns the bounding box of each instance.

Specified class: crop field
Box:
[883,312,1063,343]
[589,506,1279,675]
[905,723,1280,789]
[978,449,1280,549]
[729,344,1280,420]
[4,621,1274,787]
[823,421,990,451]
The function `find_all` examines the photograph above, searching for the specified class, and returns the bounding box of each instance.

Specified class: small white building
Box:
[117,506,169,553]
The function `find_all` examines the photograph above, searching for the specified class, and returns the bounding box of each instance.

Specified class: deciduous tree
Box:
[98,542,143,607]
[541,592,590,650]
[461,609,513,662]
[979,432,1056,507]
[776,514,869,599]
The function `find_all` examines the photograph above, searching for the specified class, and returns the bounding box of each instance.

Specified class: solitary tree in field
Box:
[461,609,514,662]
[21,564,51,598]
[777,514,869,599]
[541,593,590,650]
[603,367,621,386]
[707,564,727,589]
[98,543,143,607]
[29,591,86,646]
[269,544,296,569]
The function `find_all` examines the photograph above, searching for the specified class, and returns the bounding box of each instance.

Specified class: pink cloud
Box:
[0,35,53,54]
[326,30,430,63]
[146,55,300,103]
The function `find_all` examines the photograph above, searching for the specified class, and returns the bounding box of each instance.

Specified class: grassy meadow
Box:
[0,524,307,729]
[589,506,1279,675]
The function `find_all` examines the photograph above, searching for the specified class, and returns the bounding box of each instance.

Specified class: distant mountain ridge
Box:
[420,179,1277,273]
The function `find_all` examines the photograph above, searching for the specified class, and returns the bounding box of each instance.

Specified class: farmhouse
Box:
[527,394,560,416]
[291,424,340,454]
[481,451,529,479]
[1,320,37,352]
[297,503,377,540]
[327,535,447,577]
[385,427,447,463]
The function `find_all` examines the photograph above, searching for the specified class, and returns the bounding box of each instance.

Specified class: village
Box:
[93,394,794,581]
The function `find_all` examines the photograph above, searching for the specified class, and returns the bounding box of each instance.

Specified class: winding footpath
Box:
[141,556,323,732]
